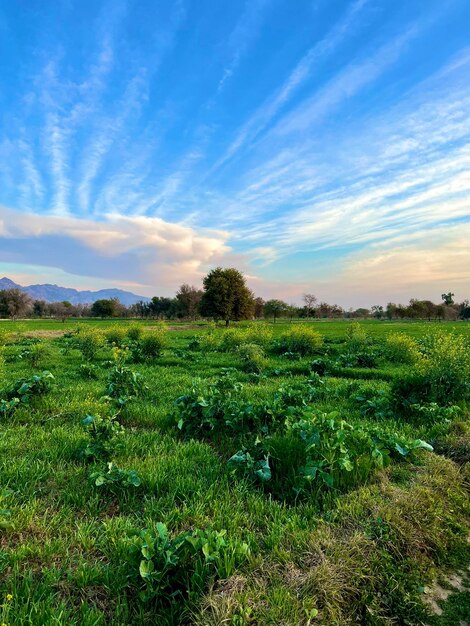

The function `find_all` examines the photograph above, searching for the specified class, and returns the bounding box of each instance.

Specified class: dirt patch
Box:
[14,330,66,338]
[423,570,469,617]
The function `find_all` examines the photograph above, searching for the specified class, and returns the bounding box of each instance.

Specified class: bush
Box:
[127,324,142,341]
[217,324,273,352]
[81,413,125,460]
[346,322,368,347]
[105,365,147,409]
[275,326,323,356]
[386,333,420,364]
[105,326,126,346]
[133,331,167,361]
[392,333,470,409]
[75,329,104,361]
[238,343,267,373]
[419,332,470,403]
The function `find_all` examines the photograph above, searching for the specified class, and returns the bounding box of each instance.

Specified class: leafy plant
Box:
[104,365,147,409]
[386,333,420,364]
[274,326,323,356]
[355,389,393,420]
[81,413,124,460]
[134,331,167,361]
[104,326,126,346]
[237,343,267,373]
[90,462,141,489]
[78,363,99,379]
[127,523,250,604]
[75,330,104,361]
[2,371,54,405]
[127,324,143,341]
[288,411,432,497]
[228,443,271,483]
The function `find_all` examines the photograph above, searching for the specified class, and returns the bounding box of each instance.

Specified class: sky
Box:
[0,0,469,307]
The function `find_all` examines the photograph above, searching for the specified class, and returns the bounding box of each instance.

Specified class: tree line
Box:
[0,269,468,322]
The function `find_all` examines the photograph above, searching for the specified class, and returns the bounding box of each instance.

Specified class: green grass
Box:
[0,321,468,625]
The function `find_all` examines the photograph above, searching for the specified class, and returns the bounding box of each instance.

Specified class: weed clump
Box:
[275,326,323,356]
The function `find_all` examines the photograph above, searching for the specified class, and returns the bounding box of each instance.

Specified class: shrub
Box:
[391,333,470,408]
[104,326,126,346]
[127,523,250,604]
[419,332,470,403]
[275,326,323,356]
[105,365,147,409]
[238,343,267,373]
[133,331,167,361]
[81,413,124,460]
[75,329,104,361]
[345,322,368,346]
[25,342,50,368]
[386,333,420,364]
[126,324,142,341]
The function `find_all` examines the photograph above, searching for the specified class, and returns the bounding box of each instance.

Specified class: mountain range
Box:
[0,277,150,306]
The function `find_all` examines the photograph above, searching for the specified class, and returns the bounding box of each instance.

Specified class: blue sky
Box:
[0,0,469,306]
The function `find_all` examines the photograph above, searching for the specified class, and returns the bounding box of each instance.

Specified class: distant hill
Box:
[0,277,150,306]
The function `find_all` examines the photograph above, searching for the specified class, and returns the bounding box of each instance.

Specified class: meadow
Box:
[0,319,469,625]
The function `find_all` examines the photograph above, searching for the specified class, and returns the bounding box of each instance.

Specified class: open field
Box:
[0,320,469,625]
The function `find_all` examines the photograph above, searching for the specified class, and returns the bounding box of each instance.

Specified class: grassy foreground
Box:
[0,320,468,625]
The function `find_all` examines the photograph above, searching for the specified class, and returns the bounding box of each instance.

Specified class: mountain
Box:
[0,277,150,306]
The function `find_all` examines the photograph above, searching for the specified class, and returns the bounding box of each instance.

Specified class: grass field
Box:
[0,320,469,625]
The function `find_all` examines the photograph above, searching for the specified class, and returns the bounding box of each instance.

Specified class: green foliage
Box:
[228,445,271,483]
[419,332,470,403]
[386,332,421,364]
[25,342,50,368]
[74,329,104,361]
[127,522,250,604]
[237,343,267,373]
[288,411,432,496]
[89,462,141,489]
[410,402,461,423]
[2,370,54,405]
[78,362,99,379]
[126,324,142,341]
[105,364,147,409]
[200,267,254,324]
[132,330,167,361]
[81,413,124,460]
[355,388,393,420]
[275,326,323,356]
[104,325,126,346]
[0,488,13,530]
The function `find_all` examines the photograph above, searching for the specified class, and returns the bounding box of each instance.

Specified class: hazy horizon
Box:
[1,0,469,307]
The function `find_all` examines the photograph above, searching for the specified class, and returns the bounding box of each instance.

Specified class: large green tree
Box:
[199,267,254,326]
[264,299,289,323]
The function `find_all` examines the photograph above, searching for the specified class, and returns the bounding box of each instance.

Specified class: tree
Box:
[264,299,288,323]
[199,267,255,326]
[254,297,265,319]
[371,305,384,319]
[0,288,32,319]
[303,293,317,318]
[441,292,455,305]
[91,298,118,318]
[176,284,203,320]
